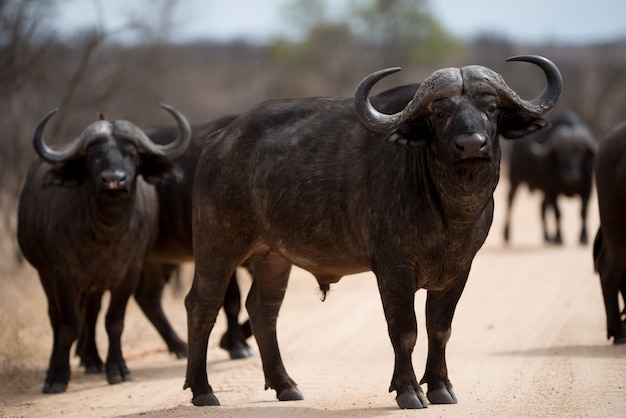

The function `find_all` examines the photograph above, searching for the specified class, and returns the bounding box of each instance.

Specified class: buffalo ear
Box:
[389,120,431,148]
[500,112,549,139]
[43,161,84,188]
[141,155,184,185]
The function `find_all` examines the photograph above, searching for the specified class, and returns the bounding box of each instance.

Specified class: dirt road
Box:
[1,183,624,417]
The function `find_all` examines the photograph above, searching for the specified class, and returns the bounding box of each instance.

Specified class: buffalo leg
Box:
[135,262,188,358]
[245,254,301,401]
[503,181,518,243]
[542,195,562,244]
[104,275,138,385]
[219,272,253,359]
[42,273,79,393]
[579,192,590,244]
[376,266,427,409]
[76,291,104,373]
[420,271,469,405]
[598,265,626,344]
[184,248,246,406]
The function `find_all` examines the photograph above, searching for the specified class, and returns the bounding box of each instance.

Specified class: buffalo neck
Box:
[83,185,138,242]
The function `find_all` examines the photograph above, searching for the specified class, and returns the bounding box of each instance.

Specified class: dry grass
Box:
[0,254,50,395]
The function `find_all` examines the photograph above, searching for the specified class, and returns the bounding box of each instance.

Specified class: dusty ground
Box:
[1,181,624,418]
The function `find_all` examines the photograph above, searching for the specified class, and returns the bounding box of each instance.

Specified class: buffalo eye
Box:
[434,111,448,120]
[123,146,138,161]
[86,151,101,165]
[477,94,498,117]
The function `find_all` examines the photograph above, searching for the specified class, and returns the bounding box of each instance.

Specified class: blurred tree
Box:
[348,0,466,68]
[269,0,467,97]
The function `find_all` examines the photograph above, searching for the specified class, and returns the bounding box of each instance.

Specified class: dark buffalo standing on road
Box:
[17,105,191,393]
[593,121,626,344]
[503,110,597,245]
[75,115,254,371]
[183,55,562,409]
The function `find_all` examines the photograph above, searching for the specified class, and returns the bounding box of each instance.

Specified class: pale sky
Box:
[54,0,626,44]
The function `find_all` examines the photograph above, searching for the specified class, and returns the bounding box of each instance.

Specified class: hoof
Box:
[170,342,188,359]
[173,348,188,359]
[396,389,428,409]
[614,336,626,345]
[192,393,220,406]
[277,387,304,401]
[107,371,131,385]
[428,387,458,404]
[42,381,67,394]
[229,346,254,360]
[84,364,104,374]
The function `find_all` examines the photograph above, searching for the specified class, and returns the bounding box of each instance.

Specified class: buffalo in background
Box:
[503,110,597,245]
[183,55,562,409]
[593,121,626,344]
[75,115,255,377]
[17,105,191,393]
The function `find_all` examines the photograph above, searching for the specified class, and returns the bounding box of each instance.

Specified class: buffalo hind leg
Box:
[135,262,188,358]
[420,271,469,405]
[219,272,253,359]
[598,266,626,344]
[377,266,426,409]
[246,254,302,401]
[184,260,240,406]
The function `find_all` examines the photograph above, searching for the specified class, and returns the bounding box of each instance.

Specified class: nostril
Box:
[455,133,488,158]
[100,170,127,187]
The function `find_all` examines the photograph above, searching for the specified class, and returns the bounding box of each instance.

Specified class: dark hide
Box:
[503,110,596,245]
[183,60,560,409]
[593,121,626,344]
[17,120,186,393]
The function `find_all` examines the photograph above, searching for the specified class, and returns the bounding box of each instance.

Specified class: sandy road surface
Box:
[1,182,625,417]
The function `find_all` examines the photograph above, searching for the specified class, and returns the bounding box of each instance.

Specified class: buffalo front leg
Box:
[376,267,427,409]
[420,272,469,405]
[579,192,591,245]
[76,291,104,373]
[105,281,137,385]
[42,273,79,393]
[246,254,302,401]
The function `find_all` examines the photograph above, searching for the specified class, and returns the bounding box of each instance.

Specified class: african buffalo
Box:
[183,55,562,409]
[74,115,253,377]
[593,121,626,344]
[17,104,191,393]
[503,110,596,245]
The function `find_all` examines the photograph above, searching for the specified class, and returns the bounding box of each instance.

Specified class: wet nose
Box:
[100,170,127,189]
[455,133,488,159]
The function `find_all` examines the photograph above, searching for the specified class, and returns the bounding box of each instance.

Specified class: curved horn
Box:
[112,104,191,158]
[504,55,563,115]
[354,67,403,133]
[33,108,113,164]
[355,66,466,134]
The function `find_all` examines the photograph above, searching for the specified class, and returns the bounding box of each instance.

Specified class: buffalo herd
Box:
[14,54,626,410]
